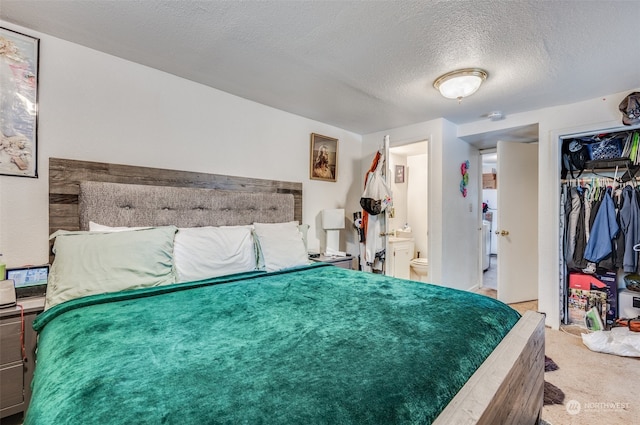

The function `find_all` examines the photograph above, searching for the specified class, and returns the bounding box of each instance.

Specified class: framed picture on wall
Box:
[395,165,405,183]
[310,133,338,182]
[0,27,39,178]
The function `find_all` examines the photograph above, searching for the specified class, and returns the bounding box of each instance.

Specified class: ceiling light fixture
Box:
[433,68,488,102]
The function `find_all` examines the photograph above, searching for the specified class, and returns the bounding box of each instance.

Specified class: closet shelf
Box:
[584,158,639,182]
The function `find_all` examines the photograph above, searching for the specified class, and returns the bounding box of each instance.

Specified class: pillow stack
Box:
[45,221,312,309]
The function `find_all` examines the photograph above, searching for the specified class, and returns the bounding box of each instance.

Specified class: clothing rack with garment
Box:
[560,180,623,327]
[561,162,625,184]
[359,135,391,273]
[559,128,640,328]
[562,182,620,266]
[561,176,621,187]
[561,176,640,188]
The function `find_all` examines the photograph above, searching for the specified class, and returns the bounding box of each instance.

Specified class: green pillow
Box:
[46,226,178,309]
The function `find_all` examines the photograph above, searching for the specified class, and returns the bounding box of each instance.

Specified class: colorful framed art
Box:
[0,27,39,178]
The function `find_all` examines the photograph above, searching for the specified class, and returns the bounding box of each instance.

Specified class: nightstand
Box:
[0,296,45,419]
[309,254,354,270]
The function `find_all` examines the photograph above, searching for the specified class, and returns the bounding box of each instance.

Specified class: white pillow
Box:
[46,226,178,309]
[173,226,257,282]
[253,221,309,272]
[255,223,309,270]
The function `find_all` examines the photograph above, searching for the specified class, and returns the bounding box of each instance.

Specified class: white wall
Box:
[0,22,363,268]
[407,154,427,258]
[440,120,481,290]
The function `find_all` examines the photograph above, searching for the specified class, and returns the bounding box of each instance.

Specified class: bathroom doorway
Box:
[389,140,428,268]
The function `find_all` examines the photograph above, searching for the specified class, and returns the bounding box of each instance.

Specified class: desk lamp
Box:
[322,209,345,256]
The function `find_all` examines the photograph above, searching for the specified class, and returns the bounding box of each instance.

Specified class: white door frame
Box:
[544,119,640,329]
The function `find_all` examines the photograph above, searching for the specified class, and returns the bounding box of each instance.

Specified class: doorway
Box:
[496,141,539,304]
[459,123,539,300]
[478,141,539,306]
[388,140,428,268]
[481,151,498,290]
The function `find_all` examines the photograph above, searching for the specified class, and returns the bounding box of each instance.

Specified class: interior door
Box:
[382,135,391,275]
[496,141,538,303]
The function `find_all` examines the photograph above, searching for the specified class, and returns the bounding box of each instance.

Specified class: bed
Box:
[28,158,545,425]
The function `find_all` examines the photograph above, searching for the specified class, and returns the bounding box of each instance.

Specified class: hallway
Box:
[482,253,497,290]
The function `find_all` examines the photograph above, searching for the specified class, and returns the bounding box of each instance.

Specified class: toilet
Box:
[410,258,429,282]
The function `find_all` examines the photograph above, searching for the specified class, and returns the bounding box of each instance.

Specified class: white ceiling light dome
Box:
[433,68,488,101]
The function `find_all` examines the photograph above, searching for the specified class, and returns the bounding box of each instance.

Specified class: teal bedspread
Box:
[26,263,520,425]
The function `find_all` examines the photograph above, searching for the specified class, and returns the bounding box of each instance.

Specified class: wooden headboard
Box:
[49,158,303,236]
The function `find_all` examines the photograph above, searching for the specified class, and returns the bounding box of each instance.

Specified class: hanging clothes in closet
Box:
[619,184,640,272]
[565,185,588,270]
[561,178,639,274]
[583,187,619,264]
[560,129,640,325]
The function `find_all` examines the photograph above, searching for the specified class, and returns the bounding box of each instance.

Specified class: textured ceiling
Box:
[1,1,639,136]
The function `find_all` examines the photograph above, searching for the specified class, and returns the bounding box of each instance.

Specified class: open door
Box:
[381,135,391,276]
[496,141,538,304]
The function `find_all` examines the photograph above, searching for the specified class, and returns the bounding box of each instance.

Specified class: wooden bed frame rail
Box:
[433,311,545,425]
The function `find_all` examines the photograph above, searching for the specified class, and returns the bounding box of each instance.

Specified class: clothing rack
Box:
[561,164,627,185]
[561,176,640,186]
[581,158,639,182]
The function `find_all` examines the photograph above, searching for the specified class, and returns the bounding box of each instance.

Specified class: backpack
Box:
[360,157,392,215]
[562,138,590,179]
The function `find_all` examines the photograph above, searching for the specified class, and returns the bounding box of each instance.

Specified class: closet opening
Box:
[560,127,640,331]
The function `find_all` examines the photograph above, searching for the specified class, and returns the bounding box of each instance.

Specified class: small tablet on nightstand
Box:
[7,265,49,298]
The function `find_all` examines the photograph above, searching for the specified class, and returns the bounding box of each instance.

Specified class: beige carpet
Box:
[478,288,640,425]
[542,325,640,425]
